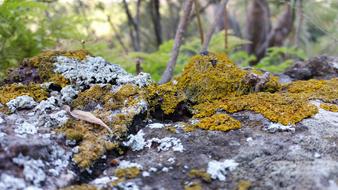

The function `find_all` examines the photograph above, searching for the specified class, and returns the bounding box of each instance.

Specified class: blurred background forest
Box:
[0,0,337,81]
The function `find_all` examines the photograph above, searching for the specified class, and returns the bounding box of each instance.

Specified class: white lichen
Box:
[14,122,38,137]
[90,176,118,189]
[207,159,239,181]
[264,123,295,133]
[61,85,78,104]
[146,137,184,152]
[12,154,46,186]
[0,174,26,190]
[6,95,37,112]
[34,96,59,114]
[54,56,152,87]
[123,130,146,151]
[146,123,165,129]
[118,160,143,170]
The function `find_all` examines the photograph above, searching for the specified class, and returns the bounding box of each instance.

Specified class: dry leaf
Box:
[63,105,113,133]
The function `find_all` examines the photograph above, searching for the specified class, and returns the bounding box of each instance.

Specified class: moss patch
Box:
[188,169,212,183]
[60,184,97,190]
[115,167,141,179]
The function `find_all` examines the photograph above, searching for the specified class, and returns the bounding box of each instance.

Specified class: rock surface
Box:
[285,56,338,80]
[0,51,337,190]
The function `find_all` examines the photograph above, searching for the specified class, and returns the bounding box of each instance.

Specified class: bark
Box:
[122,0,141,51]
[107,15,129,54]
[150,0,163,48]
[244,0,271,61]
[257,3,293,58]
[194,0,204,44]
[294,0,303,48]
[159,0,194,84]
[201,0,229,53]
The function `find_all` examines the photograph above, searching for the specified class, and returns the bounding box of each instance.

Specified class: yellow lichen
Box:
[194,93,319,125]
[196,113,241,131]
[286,78,338,102]
[237,180,252,190]
[60,184,97,190]
[320,103,338,112]
[183,124,197,133]
[188,169,212,183]
[0,83,48,104]
[115,167,140,179]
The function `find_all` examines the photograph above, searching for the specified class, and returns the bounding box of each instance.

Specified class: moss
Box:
[184,183,202,190]
[0,83,48,104]
[115,167,141,179]
[57,119,119,168]
[196,113,241,132]
[237,180,252,190]
[72,85,116,110]
[188,169,212,183]
[49,74,69,88]
[320,103,338,112]
[60,184,97,190]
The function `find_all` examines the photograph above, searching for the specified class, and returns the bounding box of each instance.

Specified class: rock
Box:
[285,56,338,80]
[6,95,37,112]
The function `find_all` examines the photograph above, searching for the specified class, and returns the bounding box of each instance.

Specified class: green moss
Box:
[320,103,338,112]
[115,167,141,179]
[0,83,48,104]
[188,169,212,183]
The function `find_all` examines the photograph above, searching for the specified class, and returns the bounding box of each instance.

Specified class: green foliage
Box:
[255,47,306,73]
[0,0,83,78]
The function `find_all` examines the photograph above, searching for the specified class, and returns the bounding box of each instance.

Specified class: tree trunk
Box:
[244,0,271,62]
[201,0,229,53]
[294,0,303,48]
[159,0,194,84]
[122,0,141,52]
[257,3,294,58]
[150,0,163,48]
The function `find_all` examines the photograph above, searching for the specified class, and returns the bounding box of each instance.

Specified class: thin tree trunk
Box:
[294,0,303,48]
[244,0,271,62]
[150,0,163,48]
[194,0,204,45]
[122,0,141,51]
[201,0,229,53]
[257,3,293,58]
[107,15,129,54]
[159,0,194,84]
